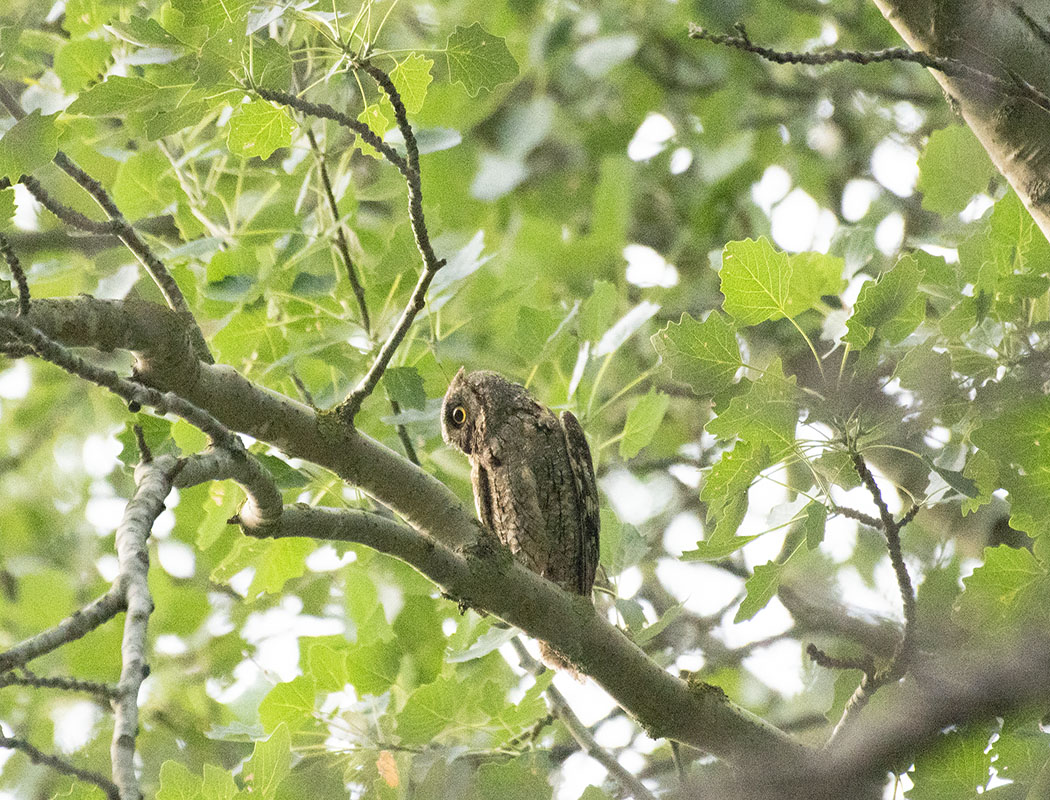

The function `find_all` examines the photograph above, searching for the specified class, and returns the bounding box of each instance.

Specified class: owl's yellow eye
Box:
[451,405,467,427]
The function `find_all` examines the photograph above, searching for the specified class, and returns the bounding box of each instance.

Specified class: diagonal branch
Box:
[233,502,809,769]
[0,589,125,672]
[305,127,371,335]
[0,311,236,449]
[0,231,29,316]
[0,734,118,800]
[818,452,918,746]
[0,85,212,364]
[687,23,1050,113]
[0,296,809,774]
[253,82,445,424]
[510,637,659,800]
[336,56,445,423]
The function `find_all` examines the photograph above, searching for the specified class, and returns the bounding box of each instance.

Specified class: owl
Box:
[441,369,600,667]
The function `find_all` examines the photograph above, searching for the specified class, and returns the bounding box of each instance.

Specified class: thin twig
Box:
[0,232,29,315]
[253,87,407,172]
[805,643,875,677]
[302,125,418,461]
[337,57,446,422]
[0,734,119,800]
[133,423,152,463]
[17,175,117,235]
[388,398,419,465]
[851,453,916,668]
[510,637,658,800]
[0,589,125,672]
[821,453,918,746]
[835,504,882,529]
[306,126,371,334]
[687,23,1050,114]
[0,670,119,699]
[0,85,212,364]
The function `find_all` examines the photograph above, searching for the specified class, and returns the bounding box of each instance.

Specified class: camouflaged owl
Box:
[441,369,600,669]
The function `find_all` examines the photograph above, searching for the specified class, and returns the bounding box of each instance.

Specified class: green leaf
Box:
[254,452,309,490]
[651,312,741,397]
[258,674,316,733]
[345,639,401,696]
[117,415,177,466]
[619,389,669,459]
[633,602,683,646]
[486,672,555,745]
[445,23,519,97]
[66,75,159,116]
[157,760,203,800]
[0,111,59,181]
[113,148,178,220]
[200,764,239,800]
[249,537,314,594]
[227,100,294,159]
[680,534,761,561]
[578,280,618,342]
[390,54,434,114]
[700,441,771,539]
[447,624,520,662]
[802,501,828,550]
[953,545,1050,633]
[0,186,14,229]
[735,561,784,622]
[244,723,291,800]
[843,254,926,348]
[917,125,996,215]
[579,789,615,800]
[54,38,111,92]
[705,360,798,455]
[719,238,842,324]
[354,103,392,159]
[473,757,552,800]
[906,726,993,800]
[306,642,349,692]
[385,367,426,410]
[600,514,650,575]
[397,675,463,744]
[171,0,253,34]
[923,455,979,499]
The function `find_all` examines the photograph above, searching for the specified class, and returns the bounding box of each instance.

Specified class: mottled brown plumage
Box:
[441,369,600,669]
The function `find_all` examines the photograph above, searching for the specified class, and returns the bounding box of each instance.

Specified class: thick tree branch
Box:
[2,296,808,770]
[0,85,212,364]
[711,641,1050,799]
[0,311,236,449]
[235,502,808,768]
[110,459,172,800]
[868,0,1050,240]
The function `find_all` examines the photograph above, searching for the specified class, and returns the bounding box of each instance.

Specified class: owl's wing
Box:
[471,459,496,532]
[560,410,600,595]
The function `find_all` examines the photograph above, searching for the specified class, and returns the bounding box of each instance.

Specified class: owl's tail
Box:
[539,641,584,681]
